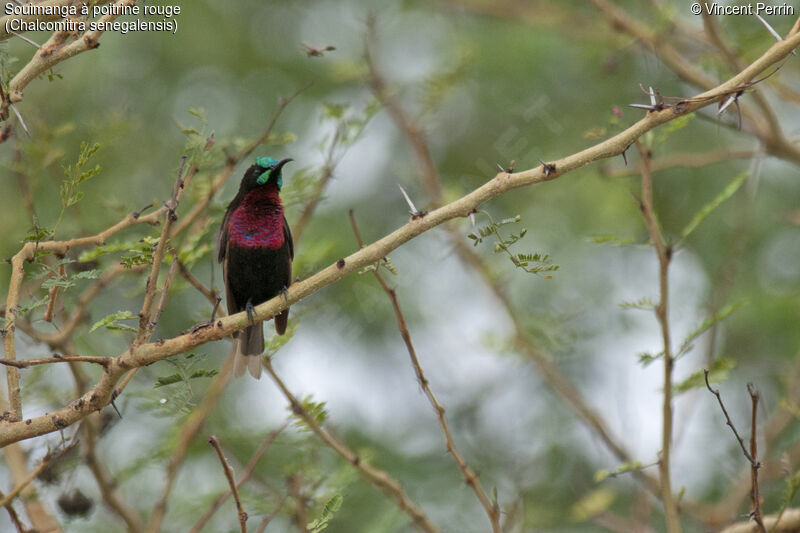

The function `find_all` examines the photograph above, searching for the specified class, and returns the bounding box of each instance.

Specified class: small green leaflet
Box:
[619,297,655,311]
[590,234,636,246]
[41,269,101,290]
[594,460,644,483]
[468,210,558,278]
[154,369,218,388]
[674,357,736,394]
[90,311,136,333]
[675,301,745,359]
[61,141,101,208]
[307,494,343,533]
[290,395,328,432]
[679,171,748,242]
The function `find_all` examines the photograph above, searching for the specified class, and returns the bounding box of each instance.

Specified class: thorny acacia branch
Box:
[366,15,669,512]
[1,0,133,120]
[349,210,501,532]
[2,28,799,452]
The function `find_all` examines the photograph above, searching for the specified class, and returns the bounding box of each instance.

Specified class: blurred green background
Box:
[1,1,800,531]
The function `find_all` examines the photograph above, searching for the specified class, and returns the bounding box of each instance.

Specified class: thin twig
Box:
[263,357,440,532]
[704,370,754,462]
[135,157,190,345]
[148,254,179,339]
[0,354,111,369]
[704,373,766,533]
[749,383,766,532]
[350,210,500,531]
[255,494,289,533]
[209,435,248,533]
[189,422,288,533]
[42,261,66,322]
[635,141,681,533]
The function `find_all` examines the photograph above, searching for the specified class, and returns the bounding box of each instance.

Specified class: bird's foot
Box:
[280,285,289,303]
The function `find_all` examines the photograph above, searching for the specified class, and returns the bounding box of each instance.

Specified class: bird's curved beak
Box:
[274,158,293,172]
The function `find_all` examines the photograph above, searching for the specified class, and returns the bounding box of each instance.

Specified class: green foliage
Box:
[594,460,645,483]
[54,141,101,235]
[774,471,800,526]
[674,357,736,394]
[154,364,218,388]
[590,234,637,246]
[569,487,615,522]
[468,211,559,278]
[291,395,329,432]
[78,236,160,269]
[675,301,745,359]
[36,259,101,291]
[679,171,748,243]
[120,237,159,268]
[179,108,216,169]
[23,216,53,244]
[150,353,218,415]
[638,350,663,367]
[619,297,655,311]
[174,221,212,266]
[15,295,50,321]
[89,311,136,333]
[307,493,343,533]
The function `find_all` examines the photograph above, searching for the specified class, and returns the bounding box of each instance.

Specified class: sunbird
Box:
[218,156,294,378]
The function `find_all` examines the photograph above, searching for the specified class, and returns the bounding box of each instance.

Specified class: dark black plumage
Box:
[218,157,294,378]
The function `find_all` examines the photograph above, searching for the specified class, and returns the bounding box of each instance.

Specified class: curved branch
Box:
[2,31,799,447]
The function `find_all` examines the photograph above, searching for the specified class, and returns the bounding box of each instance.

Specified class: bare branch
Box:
[189,423,288,533]
[635,141,680,532]
[0,354,111,368]
[350,209,500,531]
[263,357,440,532]
[209,435,248,533]
[2,31,799,446]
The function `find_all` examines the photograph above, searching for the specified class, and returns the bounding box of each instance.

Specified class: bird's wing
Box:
[283,215,294,261]
[222,238,238,316]
[218,204,234,263]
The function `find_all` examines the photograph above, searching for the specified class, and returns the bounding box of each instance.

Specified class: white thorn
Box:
[754,14,782,42]
[648,86,657,107]
[8,30,41,49]
[717,95,736,115]
[10,104,29,136]
[397,183,418,214]
[469,212,476,227]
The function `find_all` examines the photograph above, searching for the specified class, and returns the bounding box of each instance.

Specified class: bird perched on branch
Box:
[218,156,294,378]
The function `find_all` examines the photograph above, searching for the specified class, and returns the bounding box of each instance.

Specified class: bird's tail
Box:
[234,323,264,379]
